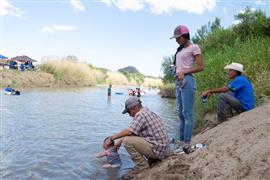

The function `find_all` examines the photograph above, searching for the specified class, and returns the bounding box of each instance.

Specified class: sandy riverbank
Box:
[0,69,162,88]
[134,101,270,180]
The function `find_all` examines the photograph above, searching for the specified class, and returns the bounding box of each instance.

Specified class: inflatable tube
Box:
[4,91,12,95]
[4,90,20,95]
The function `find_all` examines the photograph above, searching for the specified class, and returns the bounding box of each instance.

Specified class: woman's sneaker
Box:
[175,140,185,149]
[173,141,186,154]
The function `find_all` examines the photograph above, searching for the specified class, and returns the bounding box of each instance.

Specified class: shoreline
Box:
[1,69,162,89]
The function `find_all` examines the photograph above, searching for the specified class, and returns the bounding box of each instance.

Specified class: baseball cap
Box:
[122,97,142,114]
[170,25,189,39]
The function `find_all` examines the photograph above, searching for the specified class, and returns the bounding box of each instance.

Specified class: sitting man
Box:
[106,97,169,175]
[202,62,255,121]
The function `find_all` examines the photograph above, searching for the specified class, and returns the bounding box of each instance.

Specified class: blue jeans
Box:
[175,75,196,143]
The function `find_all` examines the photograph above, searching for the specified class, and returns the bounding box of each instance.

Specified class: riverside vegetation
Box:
[160,7,270,131]
[1,57,161,88]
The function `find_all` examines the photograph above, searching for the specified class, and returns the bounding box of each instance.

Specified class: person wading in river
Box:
[105,97,170,178]
[170,25,204,150]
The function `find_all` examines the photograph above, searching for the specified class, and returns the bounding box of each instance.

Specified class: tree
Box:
[65,55,78,62]
[192,17,222,44]
[211,17,222,32]
[234,7,270,39]
[161,56,175,83]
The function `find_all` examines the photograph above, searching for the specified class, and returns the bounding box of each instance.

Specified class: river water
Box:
[0,87,178,180]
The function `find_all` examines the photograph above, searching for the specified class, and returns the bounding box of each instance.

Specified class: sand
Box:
[135,101,270,180]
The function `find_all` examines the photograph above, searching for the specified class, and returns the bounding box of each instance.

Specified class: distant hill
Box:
[118,66,140,74]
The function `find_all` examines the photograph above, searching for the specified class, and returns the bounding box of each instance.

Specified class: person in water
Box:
[128,89,136,96]
[95,137,122,168]
[5,85,13,92]
[107,84,112,97]
[136,87,141,97]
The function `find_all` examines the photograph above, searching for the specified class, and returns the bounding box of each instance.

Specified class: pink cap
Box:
[170,25,189,39]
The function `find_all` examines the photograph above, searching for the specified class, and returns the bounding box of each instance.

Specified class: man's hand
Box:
[202,90,212,97]
[114,140,122,151]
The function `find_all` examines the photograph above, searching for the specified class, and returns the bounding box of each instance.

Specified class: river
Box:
[1,87,178,180]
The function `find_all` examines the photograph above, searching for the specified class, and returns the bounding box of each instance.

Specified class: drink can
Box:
[201,95,208,103]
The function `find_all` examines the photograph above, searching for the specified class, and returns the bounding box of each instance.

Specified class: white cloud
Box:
[255,0,267,5]
[238,7,256,14]
[104,0,144,12]
[101,0,112,6]
[251,8,256,12]
[39,25,77,33]
[146,0,216,15]
[0,0,24,17]
[238,9,245,14]
[232,20,241,25]
[101,0,216,14]
[70,0,85,12]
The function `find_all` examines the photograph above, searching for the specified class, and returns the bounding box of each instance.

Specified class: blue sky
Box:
[0,0,269,76]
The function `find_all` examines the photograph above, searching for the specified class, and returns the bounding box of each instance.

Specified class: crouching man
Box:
[106,97,170,175]
[202,62,255,121]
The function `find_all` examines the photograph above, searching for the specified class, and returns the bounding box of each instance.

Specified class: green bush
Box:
[161,56,175,83]
[159,83,176,98]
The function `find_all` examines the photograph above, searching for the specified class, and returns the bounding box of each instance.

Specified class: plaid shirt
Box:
[128,107,169,159]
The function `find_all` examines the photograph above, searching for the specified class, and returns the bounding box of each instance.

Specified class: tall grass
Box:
[159,83,175,98]
[194,36,270,128]
[105,71,130,85]
[40,58,97,86]
[39,58,162,87]
[1,69,55,88]
[142,77,162,88]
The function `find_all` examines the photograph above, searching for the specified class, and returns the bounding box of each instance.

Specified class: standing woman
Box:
[170,25,204,147]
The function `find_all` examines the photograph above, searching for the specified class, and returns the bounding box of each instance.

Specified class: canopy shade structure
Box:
[0,54,8,60]
[10,55,37,62]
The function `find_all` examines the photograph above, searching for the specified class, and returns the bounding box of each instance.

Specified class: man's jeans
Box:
[217,93,244,121]
[175,75,196,143]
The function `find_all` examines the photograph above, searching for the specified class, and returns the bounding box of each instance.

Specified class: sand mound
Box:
[135,101,270,180]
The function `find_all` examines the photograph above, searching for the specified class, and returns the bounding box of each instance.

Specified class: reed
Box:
[40,58,97,86]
